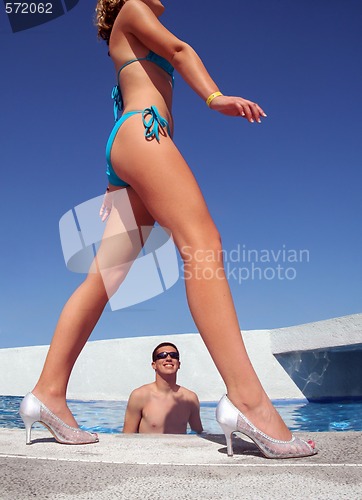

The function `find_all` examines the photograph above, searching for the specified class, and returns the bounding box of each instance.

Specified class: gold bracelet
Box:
[206,91,223,107]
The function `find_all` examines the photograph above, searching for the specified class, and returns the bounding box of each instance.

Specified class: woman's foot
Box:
[227,391,293,441]
[216,395,317,458]
[19,393,98,445]
[32,388,79,428]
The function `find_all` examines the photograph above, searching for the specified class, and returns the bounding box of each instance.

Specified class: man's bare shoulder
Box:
[178,386,200,403]
[129,383,156,402]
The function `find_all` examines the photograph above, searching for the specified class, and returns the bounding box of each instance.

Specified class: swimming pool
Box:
[1,396,361,434]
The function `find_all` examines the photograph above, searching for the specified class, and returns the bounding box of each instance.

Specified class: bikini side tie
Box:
[111,85,123,122]
[142,106,171,142]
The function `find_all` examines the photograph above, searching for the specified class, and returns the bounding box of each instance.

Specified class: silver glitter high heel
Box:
[216,395,317,459]
[19,392,99,445]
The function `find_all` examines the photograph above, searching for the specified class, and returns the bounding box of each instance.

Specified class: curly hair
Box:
[95,0,126,44]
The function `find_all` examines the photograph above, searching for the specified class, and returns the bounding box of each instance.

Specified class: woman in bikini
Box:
[19,0,317,458]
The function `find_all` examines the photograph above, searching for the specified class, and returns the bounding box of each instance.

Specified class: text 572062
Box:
[5,3,53,14]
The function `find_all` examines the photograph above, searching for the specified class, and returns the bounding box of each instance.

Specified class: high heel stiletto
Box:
[19,392,99,445]
[216,395,317,459]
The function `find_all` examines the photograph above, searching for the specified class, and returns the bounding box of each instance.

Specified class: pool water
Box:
[1,396,361,434]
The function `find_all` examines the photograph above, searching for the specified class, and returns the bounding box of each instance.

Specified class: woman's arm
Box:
[119,0,266,123]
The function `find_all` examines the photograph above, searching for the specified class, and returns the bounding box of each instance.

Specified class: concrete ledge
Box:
[271,313,362,354]
[270,314,362,399]
[0,427,354,466]
[0,430,361,500]
[0,428,355,465]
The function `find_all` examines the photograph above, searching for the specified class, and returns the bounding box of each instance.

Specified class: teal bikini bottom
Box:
[106,105,171,187]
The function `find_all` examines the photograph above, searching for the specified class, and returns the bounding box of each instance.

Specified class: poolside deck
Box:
[0,429,361,499]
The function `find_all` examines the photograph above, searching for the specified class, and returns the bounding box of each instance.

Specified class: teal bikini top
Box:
[112,51,175,121]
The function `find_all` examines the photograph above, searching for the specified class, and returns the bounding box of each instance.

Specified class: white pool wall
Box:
[0,313,360,401]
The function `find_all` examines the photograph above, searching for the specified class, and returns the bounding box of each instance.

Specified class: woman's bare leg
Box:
[112,116,291,439]
[32,188,155,427]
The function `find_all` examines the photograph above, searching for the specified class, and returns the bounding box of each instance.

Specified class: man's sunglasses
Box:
[155,351,179,360]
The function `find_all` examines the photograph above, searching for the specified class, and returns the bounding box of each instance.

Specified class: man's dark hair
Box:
[152,342,180,362]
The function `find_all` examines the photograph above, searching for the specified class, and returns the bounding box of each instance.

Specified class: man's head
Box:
[152,342,180,374]
[152,342,179,362]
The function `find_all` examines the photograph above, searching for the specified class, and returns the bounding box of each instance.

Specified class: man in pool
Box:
[123,342,203,434]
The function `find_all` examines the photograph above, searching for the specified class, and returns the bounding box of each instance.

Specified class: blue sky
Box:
[1,0,361,349]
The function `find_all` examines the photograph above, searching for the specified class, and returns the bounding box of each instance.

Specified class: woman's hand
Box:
[99,187,113,222]
[209,95,267,123]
